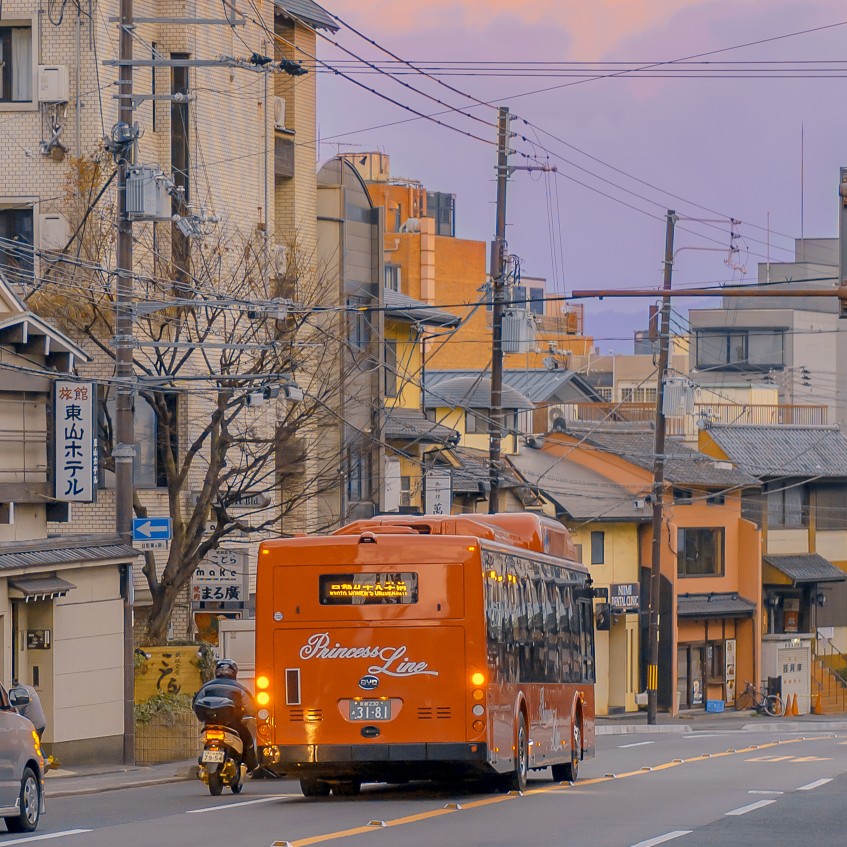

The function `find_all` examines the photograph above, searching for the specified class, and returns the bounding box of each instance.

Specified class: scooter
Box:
[193,695,247,796]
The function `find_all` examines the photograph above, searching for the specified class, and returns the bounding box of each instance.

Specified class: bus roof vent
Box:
[359,532,378,543]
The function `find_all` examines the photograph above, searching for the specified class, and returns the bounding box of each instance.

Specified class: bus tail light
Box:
[258,723,273,742]
[471,672,485,686]
[258,708,270,721]
[256,691,270,706]
[472,705,484,716]
[256,675,270,690]
[472,720,485,732]
[472,689,484,701]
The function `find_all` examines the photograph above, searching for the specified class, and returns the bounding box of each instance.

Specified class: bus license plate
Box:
[349,700,391,721]
[202,749,225,763]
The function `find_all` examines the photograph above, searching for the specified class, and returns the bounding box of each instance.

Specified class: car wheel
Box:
[4,767,40,833]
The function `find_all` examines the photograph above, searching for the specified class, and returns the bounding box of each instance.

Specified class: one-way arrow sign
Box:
[132,517,173,542]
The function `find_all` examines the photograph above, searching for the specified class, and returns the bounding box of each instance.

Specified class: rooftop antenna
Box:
[800,122,805,261]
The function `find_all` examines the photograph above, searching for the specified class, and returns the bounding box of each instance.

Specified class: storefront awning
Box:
[678,592,756,619]
[8,576,76,602]
[763,553,847,585]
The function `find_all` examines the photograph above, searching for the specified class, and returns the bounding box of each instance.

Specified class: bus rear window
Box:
[319,573,418,605]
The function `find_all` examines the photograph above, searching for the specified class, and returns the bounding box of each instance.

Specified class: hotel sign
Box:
[54,381,97,502]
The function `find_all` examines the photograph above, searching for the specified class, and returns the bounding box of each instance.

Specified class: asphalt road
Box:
[7,729,847,847]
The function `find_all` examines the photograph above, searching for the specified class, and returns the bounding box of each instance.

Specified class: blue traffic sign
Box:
[132,517,172,542]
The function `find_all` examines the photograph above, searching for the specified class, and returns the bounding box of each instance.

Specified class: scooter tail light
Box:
[205,729,225,741]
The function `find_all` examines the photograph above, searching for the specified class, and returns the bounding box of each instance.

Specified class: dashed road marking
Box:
[628,832,692,847]
[726,799,776,816]
[797,778,833,791]
[1,831,92,845]
[186,797,282,814]
[619,741,655,748]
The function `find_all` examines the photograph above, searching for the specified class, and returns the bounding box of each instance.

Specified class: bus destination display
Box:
[320,573,418,605]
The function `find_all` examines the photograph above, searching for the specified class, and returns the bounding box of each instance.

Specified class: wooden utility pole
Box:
[488,106,510,514]
[647,210,676,725]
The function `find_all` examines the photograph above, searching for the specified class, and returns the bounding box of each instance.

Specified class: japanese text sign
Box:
[191,548,249,607]
[54,381,97,502]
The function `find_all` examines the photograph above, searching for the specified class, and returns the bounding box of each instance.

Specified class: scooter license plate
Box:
[202,750,225,763]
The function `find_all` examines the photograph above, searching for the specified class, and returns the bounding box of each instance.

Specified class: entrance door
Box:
[677,645,706,709]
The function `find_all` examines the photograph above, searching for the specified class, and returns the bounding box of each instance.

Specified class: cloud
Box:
[326,0,707,58]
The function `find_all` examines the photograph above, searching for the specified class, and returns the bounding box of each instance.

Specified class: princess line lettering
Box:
[299,632,439,677]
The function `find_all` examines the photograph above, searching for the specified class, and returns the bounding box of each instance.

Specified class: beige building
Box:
[0,273,139,762]
[1,1,336,642]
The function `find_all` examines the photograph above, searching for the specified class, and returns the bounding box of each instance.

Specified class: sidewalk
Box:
[44,758,199,799]
[597,707,847,735]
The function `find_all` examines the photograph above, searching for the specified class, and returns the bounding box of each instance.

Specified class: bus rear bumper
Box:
[261,742,490,779]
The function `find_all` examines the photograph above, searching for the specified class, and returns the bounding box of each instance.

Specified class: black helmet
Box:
[215,659,238,680]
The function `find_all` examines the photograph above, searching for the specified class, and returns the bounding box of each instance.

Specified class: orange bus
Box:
[254,513,596,797]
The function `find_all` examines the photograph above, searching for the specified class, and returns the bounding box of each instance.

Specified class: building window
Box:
[815,483,847,530]
[0,25,33,103]
[767,481,808,528]
[384,339,398,397]
[384,264,401,292]
[673,488,694,505]
[677,528,724,577]
[695,329,784,371]
[400,475,411,508]
[0,205,34,280]
[621,387,657,404]
[100,392,178,489]
[347,298,370,350]
[573,543,583,563]
[465,411,485,434]
[590,531,605,565]
[528,286,544,316]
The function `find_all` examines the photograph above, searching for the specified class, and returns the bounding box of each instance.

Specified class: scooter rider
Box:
[193,659,258,771]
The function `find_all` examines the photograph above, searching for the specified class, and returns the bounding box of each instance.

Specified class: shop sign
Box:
[26,630,51,650]
[134,646,202,701]
[611,582,640,612]
[725,638,736,702]
[191,547,249,607]
[54,381,97,502]
[425,468,452,515]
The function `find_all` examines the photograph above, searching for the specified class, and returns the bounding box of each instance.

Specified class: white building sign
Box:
[54,381,96,502]
[192,548,249,607]
[425,468,452,515]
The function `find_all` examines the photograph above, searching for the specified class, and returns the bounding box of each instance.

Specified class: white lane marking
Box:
[725,799,776,816]
[682,734,725,739]
[186,797,282,814]
[628,832,692,847]
[749,790,783,795]
[798,778,833,791]
[619,741,655,748]
[1,831,92,845]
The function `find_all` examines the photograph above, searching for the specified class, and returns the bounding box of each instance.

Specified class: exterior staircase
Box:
[812,638,847,714]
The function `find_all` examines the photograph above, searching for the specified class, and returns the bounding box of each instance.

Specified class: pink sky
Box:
[317,1,847,359]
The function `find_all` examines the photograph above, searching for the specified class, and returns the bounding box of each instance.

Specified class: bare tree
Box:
[26,155,359,643]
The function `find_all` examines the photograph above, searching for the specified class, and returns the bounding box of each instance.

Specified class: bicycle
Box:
[734,681,786,716]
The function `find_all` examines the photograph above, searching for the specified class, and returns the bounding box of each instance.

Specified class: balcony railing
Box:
[549,402,828,438]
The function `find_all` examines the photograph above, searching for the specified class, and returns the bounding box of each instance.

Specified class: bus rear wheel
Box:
[563,718,581,782]
[300,777,330,797]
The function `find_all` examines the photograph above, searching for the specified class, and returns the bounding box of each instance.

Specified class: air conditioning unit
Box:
[38,65,69,103]
[547,405,568,431]
[274,96,286,130]
[39,213,70,252]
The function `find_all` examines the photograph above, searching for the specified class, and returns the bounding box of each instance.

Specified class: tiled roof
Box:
[274,0,338,31]
[383,290,459,328]
[703,424,847,478]
[423,375,533,410]
[563,422,757,488]
[0,534,140,572]
[426,368,602,404]
[382,409,458,444]
[763,553,847,584]
[678,592,757,619]
[509,450,650,522]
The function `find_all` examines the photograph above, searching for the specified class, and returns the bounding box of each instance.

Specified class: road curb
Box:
[46,767,198,799]
[743,721,847,732]
[597,724,692,735]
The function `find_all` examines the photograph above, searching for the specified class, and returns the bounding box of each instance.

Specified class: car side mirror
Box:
[9,687,30,709]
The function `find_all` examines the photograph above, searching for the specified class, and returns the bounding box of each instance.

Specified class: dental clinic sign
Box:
[54,381,97,502]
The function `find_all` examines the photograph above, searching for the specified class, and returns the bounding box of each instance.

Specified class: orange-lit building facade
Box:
[340,153,592,372]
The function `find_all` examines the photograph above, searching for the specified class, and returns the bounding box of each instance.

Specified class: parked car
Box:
[0,684,45,832]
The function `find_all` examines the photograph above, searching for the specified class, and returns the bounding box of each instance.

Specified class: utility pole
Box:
[488,106,510,514]
[647,209,676,725]
[114,0,136,765]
